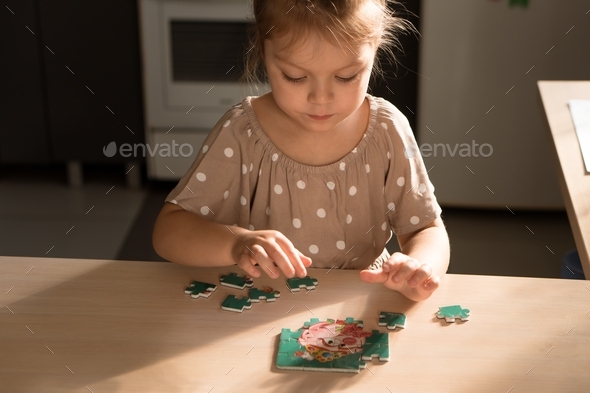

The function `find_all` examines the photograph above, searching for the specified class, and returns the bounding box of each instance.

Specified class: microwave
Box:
[139,0,268,179]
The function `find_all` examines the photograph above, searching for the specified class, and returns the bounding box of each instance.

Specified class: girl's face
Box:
[263,34,376,135]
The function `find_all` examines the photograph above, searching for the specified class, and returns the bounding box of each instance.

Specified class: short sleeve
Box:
[165,105,254,227]
[381,104,442,235]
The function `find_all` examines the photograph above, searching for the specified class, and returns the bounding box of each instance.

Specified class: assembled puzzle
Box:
[436,305,470,322]
[219,273,254,290]
[286,276,318,292]
[184,280,217,299]
[276,318,389,373]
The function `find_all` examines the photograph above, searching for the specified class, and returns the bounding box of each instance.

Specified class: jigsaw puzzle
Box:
[379,311,406,330]
[276,318,388,373]
[184,280,217,299]
[221,295,252,313]
[436,305,470,322]
[286,276,318,291]
[248,287,280,302]
[219,273,254,289]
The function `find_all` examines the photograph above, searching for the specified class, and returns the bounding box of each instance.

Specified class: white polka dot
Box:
[242,164,247,175]
[223,120,231,127]
[317,208,326,218]
[240,196,247,205]
[346,214,352,224]
[387,151,391,159]
[387,202,395,212]
[224,191,229,199]
[293,218,301,228]
[352,147,358,153]
[247,129,252,137]
[250,163,253,172]
[349,186,357,196]
[370,104,378,111]
[297,180,306,189]
[202,145,209,153]
[381,122,388,130]
[248,224,255,230]
[170,199,178,204]
[272,153,279,162]
[381,222,388,231]
[266,206,271,215]
[339,162,346,171]
[397,177,405,187]
[419,183,427,193]
[365,164,370,173]
[309,245,319,254]
[196,172,206,181]
[404,144,419,159]
[200,206,209,215]
[410,216,420,225]
[274,184,283,194]
[336,241,345,250]
[327,182,335,190]
[224,148,234,157]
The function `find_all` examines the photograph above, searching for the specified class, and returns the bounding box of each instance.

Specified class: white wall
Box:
[418,0,590,209]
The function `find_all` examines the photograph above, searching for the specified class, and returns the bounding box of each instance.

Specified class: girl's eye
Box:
[281,73,305,84]
[337,74,359,83]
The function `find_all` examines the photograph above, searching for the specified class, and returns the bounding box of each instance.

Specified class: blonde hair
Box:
[242,0,414,87]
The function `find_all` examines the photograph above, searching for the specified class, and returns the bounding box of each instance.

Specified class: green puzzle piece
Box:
[248,287,280,302]
[437,305,470,322]
[379,311,406,330]
[184,281,217,298]
[286,276,318,291]
[361,330,389,362]
[219,273,254,289]
[221,295,252,312]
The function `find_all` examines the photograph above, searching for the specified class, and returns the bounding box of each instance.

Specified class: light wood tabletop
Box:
[1,256,590,392]
[539,81,590,278]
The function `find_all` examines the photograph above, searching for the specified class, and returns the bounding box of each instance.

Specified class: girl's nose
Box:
[308,81,333,105]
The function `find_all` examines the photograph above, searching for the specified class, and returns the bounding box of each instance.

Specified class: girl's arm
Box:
[360,217,450,301]
[152,202,311,278]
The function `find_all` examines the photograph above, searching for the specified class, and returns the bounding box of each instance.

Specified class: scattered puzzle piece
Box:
[361,330,389,362]
[184,280,217,299]
[286,276,318,291]
[221,295,252,313]
[436,305,470,322]
[379,311,406,330]
[276,318,376,373]
[248,287,280,302]
[219,273,254,290]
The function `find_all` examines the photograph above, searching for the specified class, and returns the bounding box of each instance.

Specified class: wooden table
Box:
[1,256,590,392]
[539,81,590,278]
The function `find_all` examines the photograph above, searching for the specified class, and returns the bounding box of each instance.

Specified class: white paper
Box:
[568,99,590,173]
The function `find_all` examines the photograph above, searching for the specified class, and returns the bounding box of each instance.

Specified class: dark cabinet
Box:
[1,0,144,167]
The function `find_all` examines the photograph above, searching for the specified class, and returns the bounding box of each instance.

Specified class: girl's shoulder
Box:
[367,95,413,137]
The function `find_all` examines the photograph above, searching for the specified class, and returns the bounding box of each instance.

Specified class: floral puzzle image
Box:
[276,318,389,373]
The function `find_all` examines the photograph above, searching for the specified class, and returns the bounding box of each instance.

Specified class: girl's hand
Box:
[232,229,312,279]
[359,252,439,301]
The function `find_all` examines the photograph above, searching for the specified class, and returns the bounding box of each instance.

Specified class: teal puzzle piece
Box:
[361,330,389,362]
[248,287,280,302]
[184,281,217,299]
[436,305,470,322]
[219,273,254,289]
[286,276,318,291]
[221,295,252,313]
[379,311,406,330]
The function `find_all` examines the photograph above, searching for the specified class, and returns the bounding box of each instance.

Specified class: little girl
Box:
[153,0,450,301]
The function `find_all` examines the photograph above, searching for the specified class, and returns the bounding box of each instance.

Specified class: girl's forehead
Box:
[266,33,375,61]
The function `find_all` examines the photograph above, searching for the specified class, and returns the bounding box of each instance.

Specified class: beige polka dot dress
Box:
[166,94,442,269]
